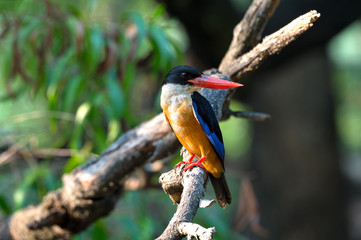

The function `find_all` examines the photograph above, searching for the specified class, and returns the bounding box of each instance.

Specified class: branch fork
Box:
[157,151,216,240]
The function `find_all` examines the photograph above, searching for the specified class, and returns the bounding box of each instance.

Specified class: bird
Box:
[160,65,242,208]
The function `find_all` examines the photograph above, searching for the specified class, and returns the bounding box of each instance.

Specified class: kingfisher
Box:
[160,65,242,208]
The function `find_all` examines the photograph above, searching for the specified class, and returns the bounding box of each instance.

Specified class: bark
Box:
[0,114,180,239]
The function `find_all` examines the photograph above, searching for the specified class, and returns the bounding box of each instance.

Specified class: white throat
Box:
[160,84,200,110]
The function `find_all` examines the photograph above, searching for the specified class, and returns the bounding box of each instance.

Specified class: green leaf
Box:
[18,19,41,44]
[123,62,135,92]
[106,118,120,145]
[152,4,165,20]
[105,70,125,118]
[83,25,105,72]
[0,195,11,216]
[0,0,26,12]
[64,75,83,111]
[64,142,92,173]
[75,102,91,125]
[13,164,49,210]
[46,47,75,108]
[91,220,108,240]
[92,123,107,153]
[63,154,84,173]
[130,12,147,43]
[148,24,172,71]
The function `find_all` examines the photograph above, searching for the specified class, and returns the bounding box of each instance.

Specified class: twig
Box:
[219,0,280,71]
[226,110,271,121]
[178,223,215,240]
[223,10,321,79]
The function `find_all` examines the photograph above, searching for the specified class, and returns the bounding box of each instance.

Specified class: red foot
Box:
[183,156,207,171]
[175,154,195,167]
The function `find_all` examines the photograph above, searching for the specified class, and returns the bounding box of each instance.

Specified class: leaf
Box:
[148,24,172,71]
[64,75,83,111]
[0,0,25,12]
[92,123,107,153]
[64,142,92,172]
[13,164,49,210]
[105,70,125,118]
[83,25,105,72]
[130,12,147,43]
[63,154,84,173]
[123,62,135,92]
[152,4,166,20]
[46,47,75,108]
[106,118,120,145]
[91,220,108,240]
[70,102,91,150]
[75,102,91,124]
[0,195,11,216]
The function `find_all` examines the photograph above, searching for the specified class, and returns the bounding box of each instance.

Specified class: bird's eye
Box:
[181,72,190,79]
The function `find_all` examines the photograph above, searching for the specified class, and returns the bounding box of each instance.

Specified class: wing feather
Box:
[191,92,225,168]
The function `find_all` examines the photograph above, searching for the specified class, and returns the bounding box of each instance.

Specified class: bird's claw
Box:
[181,156,207,172]
[175,154,195,168]
[183,161,205,171]
[175,161,186,167]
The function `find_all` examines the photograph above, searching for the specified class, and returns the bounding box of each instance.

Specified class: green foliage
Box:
[0,195,11,216]
[0,0,191,239]
[220,100,251,159]
[13,162,59,210]
[0,0,184,160]
[328,20,361,151]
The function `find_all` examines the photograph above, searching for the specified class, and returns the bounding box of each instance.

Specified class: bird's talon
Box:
[175,161,186,167]
[183,156,206,171]
[183,162,204,171]
[175,154,195,168]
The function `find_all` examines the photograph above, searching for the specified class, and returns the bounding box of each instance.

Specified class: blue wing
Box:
[191,92,225,168]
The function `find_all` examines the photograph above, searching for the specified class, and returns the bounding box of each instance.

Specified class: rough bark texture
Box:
[219,0,280,70]
[0,114,180,239]
[221,10,321,79]
[156,165,208,240]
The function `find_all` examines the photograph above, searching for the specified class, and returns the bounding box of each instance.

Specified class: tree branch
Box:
[156,163,208,240]
[223,10,321,79]
[0,114,180,239]
[178,223,215,240]
[219,0,280,71]
[225,110,271,121]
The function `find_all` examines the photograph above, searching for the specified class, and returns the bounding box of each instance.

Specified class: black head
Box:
[163,65,202,86]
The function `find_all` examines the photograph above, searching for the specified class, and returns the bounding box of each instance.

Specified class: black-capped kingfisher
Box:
[160,65,242,208]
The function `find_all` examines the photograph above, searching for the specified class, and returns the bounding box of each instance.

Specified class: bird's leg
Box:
[183,156,206,171]
[175,154,195,167]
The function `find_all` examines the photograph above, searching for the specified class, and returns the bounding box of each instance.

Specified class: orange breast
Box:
[163,98,223,178]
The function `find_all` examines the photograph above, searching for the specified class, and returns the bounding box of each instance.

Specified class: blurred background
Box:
[0,0,360,239]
